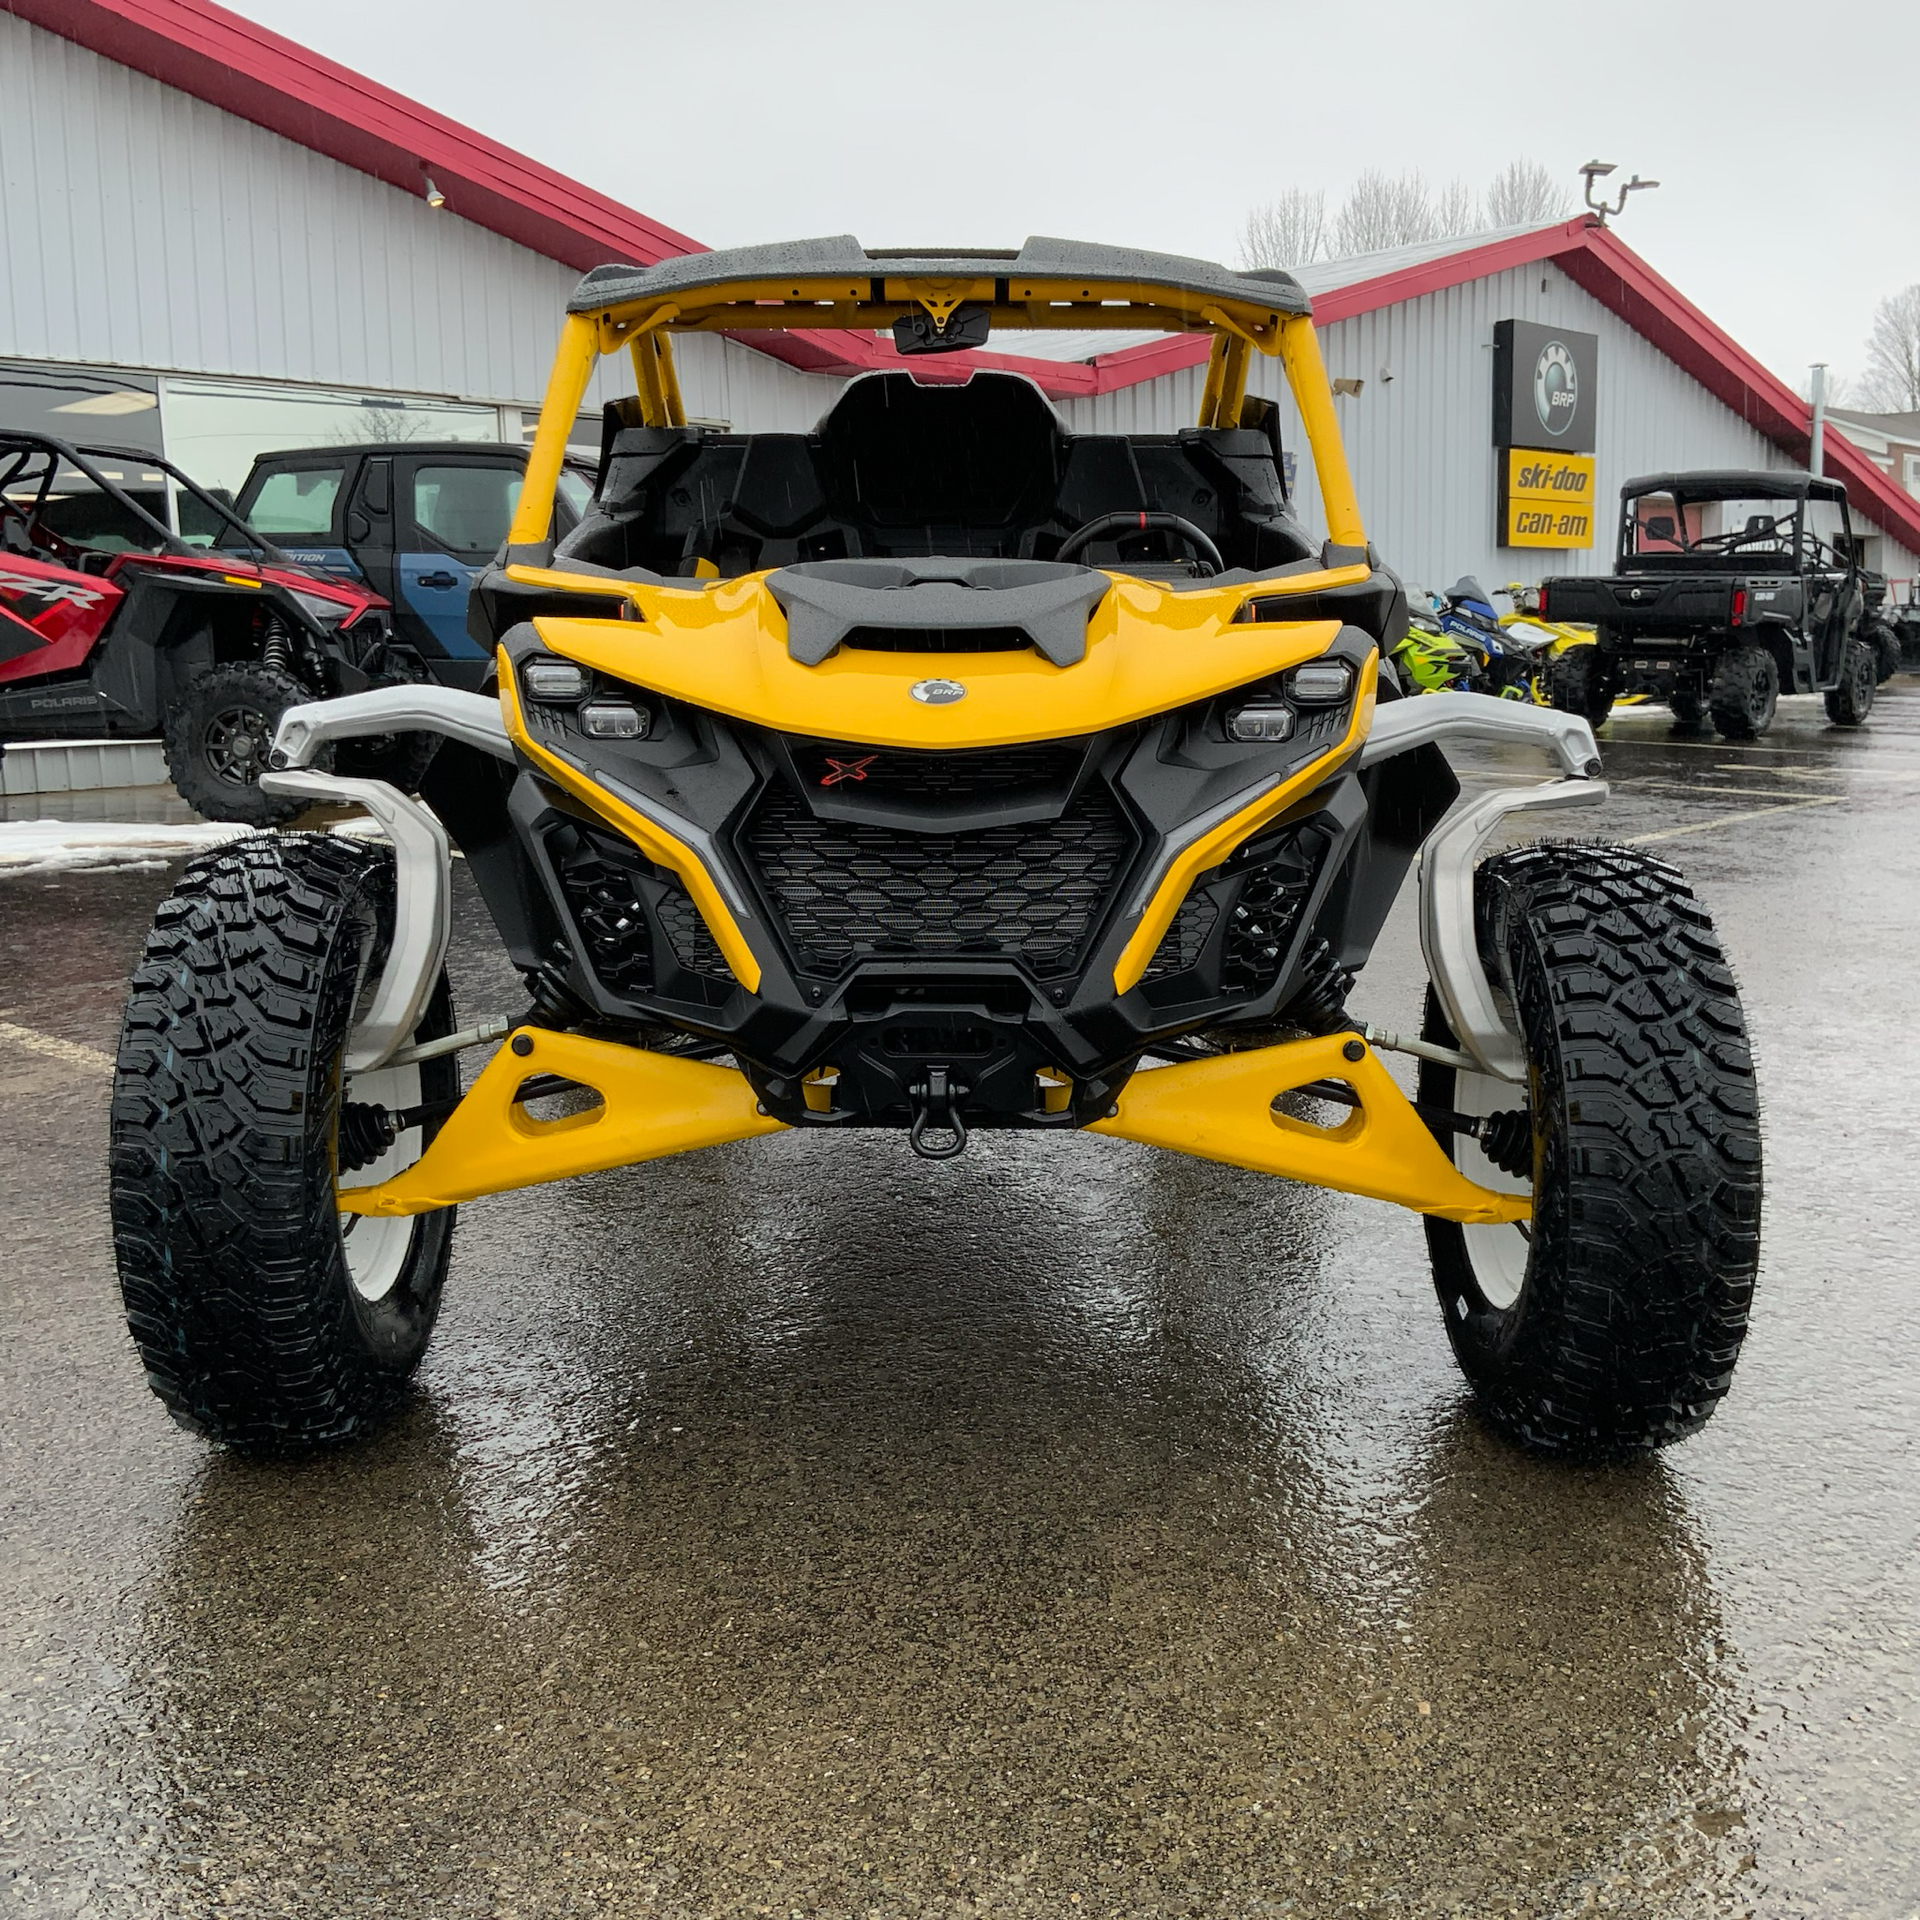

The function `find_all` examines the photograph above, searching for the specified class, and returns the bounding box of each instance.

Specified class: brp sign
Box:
[1493,319,1598,454]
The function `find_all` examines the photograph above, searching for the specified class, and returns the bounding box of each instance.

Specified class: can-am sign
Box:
[1493,319,1598,547]
[1493,319,1597,453]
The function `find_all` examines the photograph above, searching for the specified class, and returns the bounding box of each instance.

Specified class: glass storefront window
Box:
[0,360,164,454]
[160,378,503,497]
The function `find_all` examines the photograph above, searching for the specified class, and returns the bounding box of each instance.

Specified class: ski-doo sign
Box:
[1492,320,1597,455]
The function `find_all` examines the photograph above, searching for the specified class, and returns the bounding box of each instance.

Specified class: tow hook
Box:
[907,1065,970,1160]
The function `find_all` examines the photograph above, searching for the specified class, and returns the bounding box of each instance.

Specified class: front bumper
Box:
[272,668,1602,1222]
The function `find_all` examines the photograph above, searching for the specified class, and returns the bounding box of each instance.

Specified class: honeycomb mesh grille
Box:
[743,783,1132,974]
[1143,890,1220,980]
[655,882,728,976]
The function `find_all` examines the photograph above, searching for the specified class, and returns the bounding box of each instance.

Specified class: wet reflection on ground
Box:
[3,688,1917,1916]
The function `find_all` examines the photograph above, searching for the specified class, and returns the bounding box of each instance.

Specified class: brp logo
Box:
[1533,340,1579,437]
[909,678,966,705]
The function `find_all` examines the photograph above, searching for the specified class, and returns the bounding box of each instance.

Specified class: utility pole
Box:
[1809,363,1828,477]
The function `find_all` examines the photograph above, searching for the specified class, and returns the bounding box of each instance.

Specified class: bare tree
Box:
[1328,169,1484,255]
[1859,285,1920,411]
[1242,160,1566,268]
[1433,178,1481,237]
[1485,159,1576,227]
[1333,171,1433,254]
[1239,188,1327,270]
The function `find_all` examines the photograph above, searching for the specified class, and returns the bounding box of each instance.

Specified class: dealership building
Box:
[6,0,1920,599]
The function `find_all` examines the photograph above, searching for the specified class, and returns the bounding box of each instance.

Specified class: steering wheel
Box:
[1056,510,1225,574]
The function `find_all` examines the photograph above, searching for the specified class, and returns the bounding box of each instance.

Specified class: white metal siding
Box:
[1058,264,1920,587]
[0,13,838,429]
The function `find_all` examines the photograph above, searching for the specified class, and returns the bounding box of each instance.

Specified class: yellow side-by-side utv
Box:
[108,239,1761,1461]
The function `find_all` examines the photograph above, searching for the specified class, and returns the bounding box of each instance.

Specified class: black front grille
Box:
[551,826,653,997]
[743,783,1133,975]
[790,739,1083,806]
[1221,847,1319,993]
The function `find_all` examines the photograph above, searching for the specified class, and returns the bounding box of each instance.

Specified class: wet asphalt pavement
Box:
[3,688,1918,1919]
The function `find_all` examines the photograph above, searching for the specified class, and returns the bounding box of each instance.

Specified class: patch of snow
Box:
[0,819,249,876]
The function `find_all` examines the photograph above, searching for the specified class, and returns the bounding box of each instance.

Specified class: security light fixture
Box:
[423,172,446,210]
[1580,161,1659,226]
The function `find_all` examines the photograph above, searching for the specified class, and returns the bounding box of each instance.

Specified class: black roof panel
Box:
[1621,469,1846,502]
[568,236,1309,318]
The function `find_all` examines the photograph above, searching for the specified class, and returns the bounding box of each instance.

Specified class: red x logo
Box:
[820,755,876,787]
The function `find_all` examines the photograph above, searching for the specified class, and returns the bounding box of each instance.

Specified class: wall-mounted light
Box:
[1331,377,1364,398]
[422,170,446,210]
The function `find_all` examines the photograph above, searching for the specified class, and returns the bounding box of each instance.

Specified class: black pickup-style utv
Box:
[1540,470,1876,738]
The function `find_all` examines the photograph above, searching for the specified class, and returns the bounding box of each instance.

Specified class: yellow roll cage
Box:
[506,265,1365,558]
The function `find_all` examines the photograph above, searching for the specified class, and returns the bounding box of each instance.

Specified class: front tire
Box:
[1419,843,1761,1461]
[109,834,457,1452]
[1707,643,1778,738]
[1823,637,1876,727]
[163,661,307,825]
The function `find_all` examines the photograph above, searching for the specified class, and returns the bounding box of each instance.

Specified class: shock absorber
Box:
[260,611,294,677]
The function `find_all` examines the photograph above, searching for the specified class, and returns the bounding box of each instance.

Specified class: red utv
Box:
[0,430,424,822]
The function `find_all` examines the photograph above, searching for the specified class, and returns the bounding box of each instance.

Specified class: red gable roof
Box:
[11,0,1919,553]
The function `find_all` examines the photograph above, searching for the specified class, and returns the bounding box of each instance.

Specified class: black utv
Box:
[1539,470,1875,738]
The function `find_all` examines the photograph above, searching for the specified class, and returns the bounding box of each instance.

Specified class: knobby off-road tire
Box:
[163,661,307,825]
[110,833,458,1452]
[1866,619,1903,685]
[335,729,442,794]
[1547,647,1613,727]
[1668,688,1705,731]
[1707,643,1778,739]
[1823,637,1877,727]
[1419,842,1762,1461]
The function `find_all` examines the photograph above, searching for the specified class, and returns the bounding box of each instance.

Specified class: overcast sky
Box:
[226,0,1916,398]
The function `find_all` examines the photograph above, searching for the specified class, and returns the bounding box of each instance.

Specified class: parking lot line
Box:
[1623,796,1843,844]
[1620,779,1828,803]
[0,1019,114,1077]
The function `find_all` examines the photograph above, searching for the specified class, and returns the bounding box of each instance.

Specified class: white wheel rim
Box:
[1450,1064,1533,1311]
[338,1053,424,1303]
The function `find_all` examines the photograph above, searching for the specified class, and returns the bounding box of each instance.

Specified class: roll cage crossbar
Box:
[505,239,1364,566]
[0,429,290,565]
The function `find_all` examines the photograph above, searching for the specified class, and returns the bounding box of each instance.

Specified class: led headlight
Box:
[1288,661,1353,704]
[581,699,648,740]
[523,658,588,702]
[1225,701,1295,743]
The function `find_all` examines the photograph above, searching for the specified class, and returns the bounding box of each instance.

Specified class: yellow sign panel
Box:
[1501,449,1596,549]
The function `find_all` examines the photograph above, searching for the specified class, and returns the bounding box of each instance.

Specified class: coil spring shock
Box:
[1284,934,1354,1035]
[260,611,294,677]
